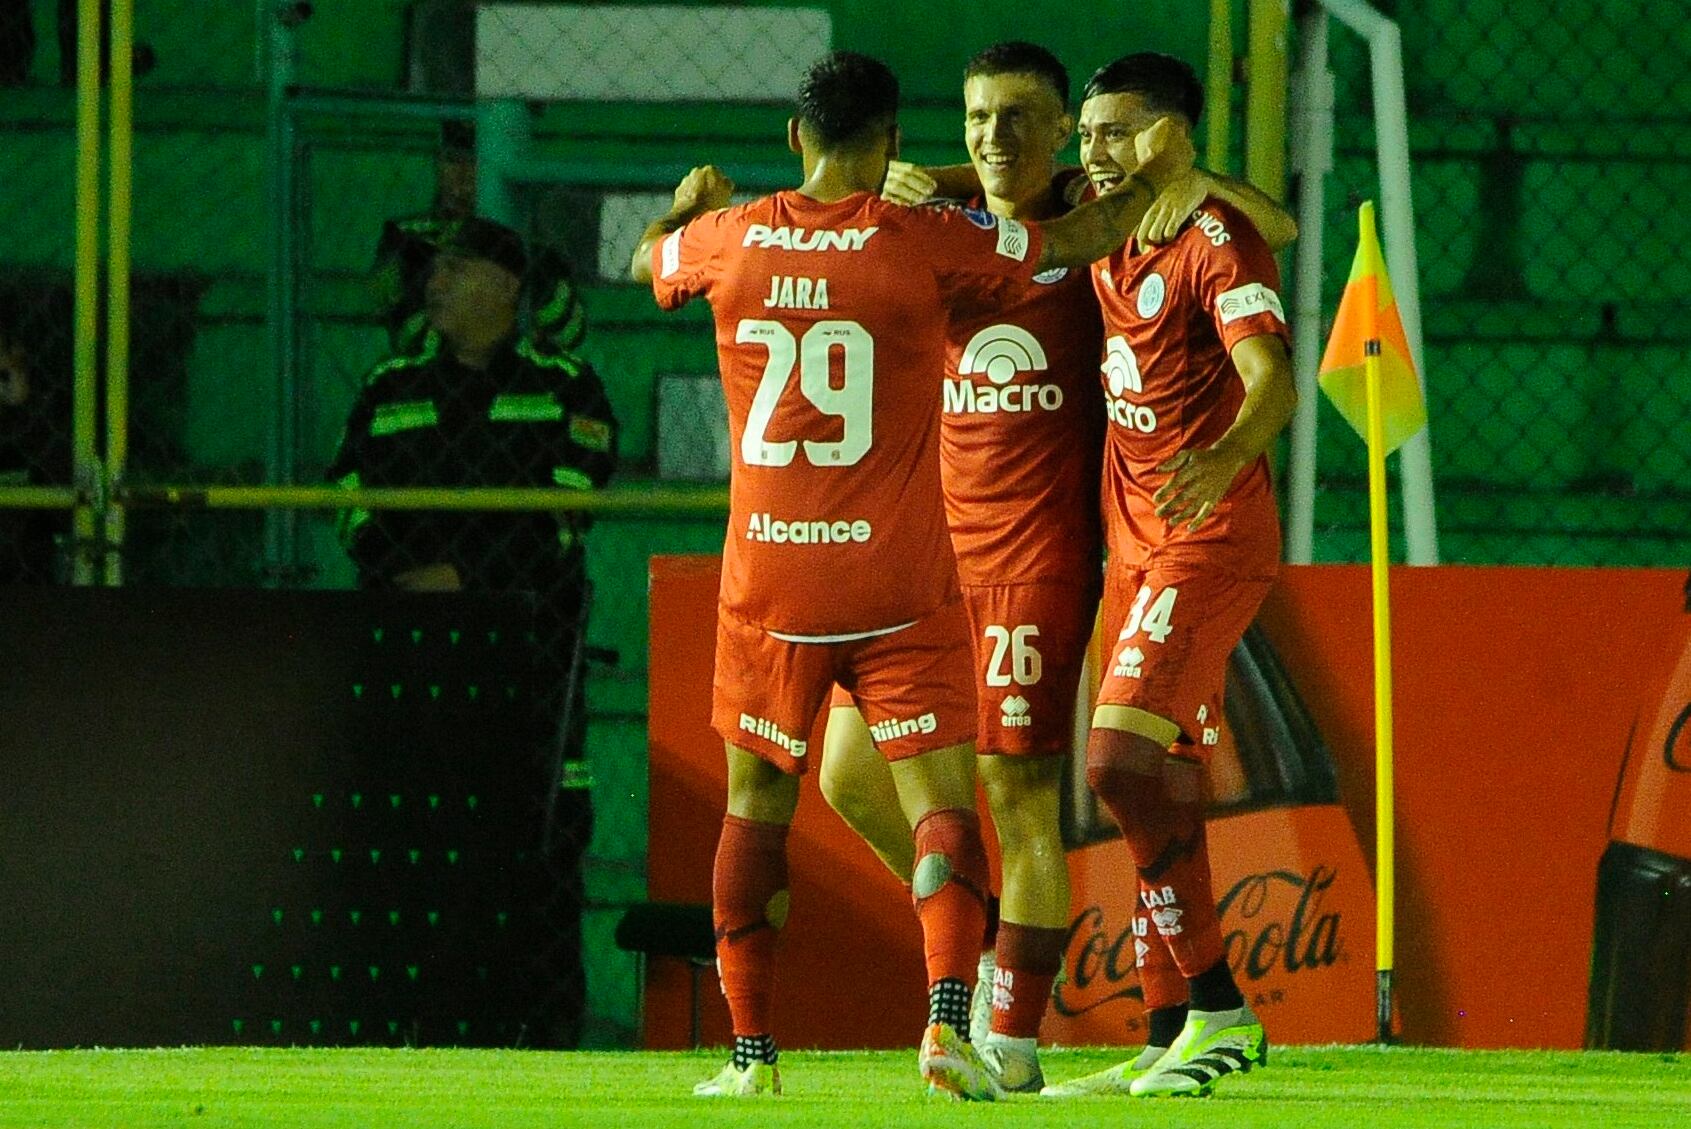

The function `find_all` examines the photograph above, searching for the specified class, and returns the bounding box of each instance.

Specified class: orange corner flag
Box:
[1318,201,1427,454]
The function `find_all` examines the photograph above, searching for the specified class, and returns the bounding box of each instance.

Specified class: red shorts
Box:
[960,581,1098,756]
[830,582,1097,756]
[1096,557,1273,756]
[714,598,976,775]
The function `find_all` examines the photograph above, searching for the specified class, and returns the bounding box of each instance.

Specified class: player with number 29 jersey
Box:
[652,190,1046,641]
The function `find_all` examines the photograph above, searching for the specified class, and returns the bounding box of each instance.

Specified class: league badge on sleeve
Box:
[961,207,999,230]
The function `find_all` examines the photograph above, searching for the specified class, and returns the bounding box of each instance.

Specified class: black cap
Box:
[437,217,527,280]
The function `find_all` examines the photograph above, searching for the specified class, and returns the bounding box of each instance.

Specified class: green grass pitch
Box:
[1,1045,1685,1128]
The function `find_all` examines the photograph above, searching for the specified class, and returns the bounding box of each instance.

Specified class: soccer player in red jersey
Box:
[630,51,1192,1099]
[812,43,1103,1095]
[815,43,1299,1094]
[1040,53,1299,1100]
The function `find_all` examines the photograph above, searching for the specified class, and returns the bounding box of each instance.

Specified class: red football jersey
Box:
[1090,197,1291,574]
[940,187,1105,586]
[652,189,1045,636]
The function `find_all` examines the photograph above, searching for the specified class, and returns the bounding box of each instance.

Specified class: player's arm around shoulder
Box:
[630,165,736,287]
[1153,211,1296,531]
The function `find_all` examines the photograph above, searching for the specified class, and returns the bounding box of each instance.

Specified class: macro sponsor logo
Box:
[944,325,1064,415]
[868,712,939,744]
[742,224,878,252]
[745,512,872,545]
[738,713,808,758]
[1101,335,1157,434]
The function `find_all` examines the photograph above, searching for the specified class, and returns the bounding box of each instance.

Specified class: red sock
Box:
[990,921,1066,1039]
[1086,728,1225,977]
[711,814,790,1037]
[1134,908,1190,1011]
[910,808,989,986]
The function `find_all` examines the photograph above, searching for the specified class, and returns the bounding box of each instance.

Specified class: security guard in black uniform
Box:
[373,125,586,357]
[329,217,617,1047]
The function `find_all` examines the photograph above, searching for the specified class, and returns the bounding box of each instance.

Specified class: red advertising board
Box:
[645,559,1685,1050]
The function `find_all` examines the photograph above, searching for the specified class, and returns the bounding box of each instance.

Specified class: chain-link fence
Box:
[1310,0,1691,565]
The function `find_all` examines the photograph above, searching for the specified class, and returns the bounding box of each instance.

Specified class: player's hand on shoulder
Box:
[1139,168,1206,246]
[881,160,938,205]
[1133,116,1197,195]
[1152,446,1249,532]
[674,165,735,214]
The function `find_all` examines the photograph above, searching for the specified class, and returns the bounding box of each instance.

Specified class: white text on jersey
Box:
[763,275,830,310]
[1192,210,1232,247]
[944,380,1064,414]
[743,225,879,252]
[869,712,939,744]
[944,323,1063,415]
[739,713,808,758]
[746,512,872,545]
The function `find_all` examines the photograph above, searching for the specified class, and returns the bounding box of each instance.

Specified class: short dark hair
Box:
[963,41,1070,108]
[1082,52,1203,125]
[796,51,900,147]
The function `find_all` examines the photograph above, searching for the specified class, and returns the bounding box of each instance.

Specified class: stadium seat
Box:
[614,901,714,1048]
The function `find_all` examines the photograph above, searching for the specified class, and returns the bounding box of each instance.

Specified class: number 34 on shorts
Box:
[1112,583,1179,678]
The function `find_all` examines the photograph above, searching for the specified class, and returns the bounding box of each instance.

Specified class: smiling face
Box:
[1079,91,1186,194]
[963,71,1072,209]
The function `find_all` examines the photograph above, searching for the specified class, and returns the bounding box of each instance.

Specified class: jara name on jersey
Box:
[763,275,830,310]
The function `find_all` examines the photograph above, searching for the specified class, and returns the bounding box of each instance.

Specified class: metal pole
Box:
[1205,0,1233,173]
[264,3,307,582]
[1245,0,1290,201]
[70,0,103,587]
[1322,0,1438,564]
[103,0,135,586]
[1286,8,1332,564]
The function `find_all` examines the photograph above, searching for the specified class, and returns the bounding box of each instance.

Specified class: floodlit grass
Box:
[0,1045,1685,1128]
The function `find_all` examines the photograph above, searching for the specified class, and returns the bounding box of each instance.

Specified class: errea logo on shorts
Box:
[869,712,939,744]
[739,713,807,758]
[746,512,872,545]
[742,224,878,251]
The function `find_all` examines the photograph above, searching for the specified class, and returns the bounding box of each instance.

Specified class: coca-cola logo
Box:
[1218,866,1344,980]
[1051,865,1345,1018]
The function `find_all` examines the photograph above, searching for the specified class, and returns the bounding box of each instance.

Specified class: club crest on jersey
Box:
[742,224,879,252]
[961,207,997,229]
[1137,272,1166,318]
[944,325,1064,415]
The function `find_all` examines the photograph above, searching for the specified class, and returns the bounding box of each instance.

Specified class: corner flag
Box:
[1318,201,1426,454]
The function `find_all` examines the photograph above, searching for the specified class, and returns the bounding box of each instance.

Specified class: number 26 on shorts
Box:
[1119,584,1179,644]
[984,624,1042,687]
